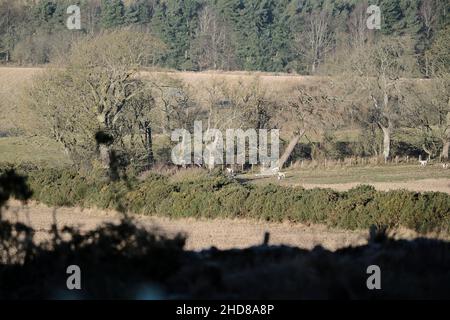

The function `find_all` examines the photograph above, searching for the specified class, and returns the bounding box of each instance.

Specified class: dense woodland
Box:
[0,0,449,74]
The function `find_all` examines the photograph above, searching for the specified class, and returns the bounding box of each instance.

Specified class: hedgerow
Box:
[2,164,449,234]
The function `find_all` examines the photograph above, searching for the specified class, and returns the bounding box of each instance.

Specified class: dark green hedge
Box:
[3,165,450,234]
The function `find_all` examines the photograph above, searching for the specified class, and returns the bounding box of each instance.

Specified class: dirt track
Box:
[2,200,374,251]
[301,178,450,194]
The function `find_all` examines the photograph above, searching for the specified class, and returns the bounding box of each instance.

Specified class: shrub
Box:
[27,168,85,207]
[292,188,340,224]
[243,184,301,222]
[126,174,175,215]
[330,185,378,230]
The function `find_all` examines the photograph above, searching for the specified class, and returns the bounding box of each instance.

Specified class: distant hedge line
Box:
[2,165,450,234]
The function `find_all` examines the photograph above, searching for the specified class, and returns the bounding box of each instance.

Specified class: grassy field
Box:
[0,136,70,167]
[246,165,450,184]
[241,164,450,194]
[1,134,449,193]
[0,67,43,132]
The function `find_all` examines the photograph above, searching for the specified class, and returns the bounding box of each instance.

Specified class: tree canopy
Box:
[0,0,448,74]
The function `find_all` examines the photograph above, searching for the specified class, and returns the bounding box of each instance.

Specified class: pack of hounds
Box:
[226,166,286,180]
[225,159,448,180]
[419,159,449,169]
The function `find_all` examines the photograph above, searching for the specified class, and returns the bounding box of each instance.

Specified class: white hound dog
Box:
[226,167,235,176]
[419,160,428,167]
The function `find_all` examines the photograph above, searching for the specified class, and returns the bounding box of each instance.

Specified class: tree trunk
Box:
[311,62,316,74]
[380,124,391,163]
[96,114,113,170]
[277,130,305,169]
[442,111,450,161]
[442,140,449,160]
[145,124,154,169]
[99,144,112,168]
[423,144,433,160]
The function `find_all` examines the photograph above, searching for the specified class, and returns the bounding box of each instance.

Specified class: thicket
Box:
[3,164,449,234]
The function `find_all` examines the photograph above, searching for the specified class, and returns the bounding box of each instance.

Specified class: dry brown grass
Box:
[1,66,321,133]
[149,70,318,89]
[5,200,447,251]
[0,67,43,132]
[140,70,325,106]
[299,179,450,194]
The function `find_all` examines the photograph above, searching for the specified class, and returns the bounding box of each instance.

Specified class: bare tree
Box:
[419,0,440,77]
[202,77,274,133]
[347,1,372,48]
[191,6,235,71]
[344,37,415,162]
[425,25,450,77]
[0,0,24,62]
[408,25,450,159]
[85,0,102,35]
[25,69,99,164]
[151,75,202,134]
[26,30,166,169]
[295,9,334,74]
[404,74,450,160]
[276,83,342,168]
[420,0,438,39]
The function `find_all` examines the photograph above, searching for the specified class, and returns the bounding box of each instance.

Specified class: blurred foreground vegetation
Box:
[1,168,450,299]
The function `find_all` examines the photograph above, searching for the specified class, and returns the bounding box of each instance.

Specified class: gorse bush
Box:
[3,165,449,234]
[27,168,89,207]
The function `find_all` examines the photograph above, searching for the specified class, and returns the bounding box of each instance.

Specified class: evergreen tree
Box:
[35,0,57,23]
[34,0,57,32]
[151,0,200,69]
[379,0,404,35]
[3,0,448,74]
[125,0,153,25]
[101,0,125,29]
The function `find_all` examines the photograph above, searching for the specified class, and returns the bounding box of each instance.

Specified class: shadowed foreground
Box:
[1,217,450,299]
[1,169,450,299]
[4,200,369,251]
